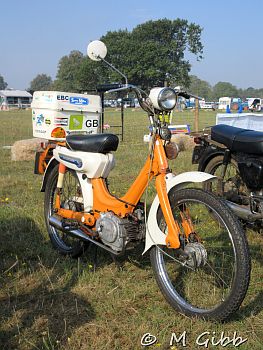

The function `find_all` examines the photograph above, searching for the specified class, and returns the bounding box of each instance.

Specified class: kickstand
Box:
[110,253,123,271]
[92,245,98,272]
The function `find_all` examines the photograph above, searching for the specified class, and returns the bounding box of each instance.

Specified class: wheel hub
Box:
[184,242,207,269]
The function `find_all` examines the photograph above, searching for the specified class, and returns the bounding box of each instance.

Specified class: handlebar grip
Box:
[178,92,191,99]
[96,83,124,93]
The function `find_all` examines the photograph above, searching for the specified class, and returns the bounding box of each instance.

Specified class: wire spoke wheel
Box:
[44,164,87,257]
[150,188,250,321]
[204,155,249,203]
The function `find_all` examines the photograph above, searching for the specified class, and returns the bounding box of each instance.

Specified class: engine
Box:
[95,210,144,252]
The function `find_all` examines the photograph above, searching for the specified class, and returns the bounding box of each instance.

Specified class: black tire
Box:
[203,155,249,203]
[44,164,87,258]
[150,188,250,321]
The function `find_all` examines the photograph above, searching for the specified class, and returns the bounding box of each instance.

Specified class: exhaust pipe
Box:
[49,214,92,241]
[48,214,65,231]
[48,214,122,255]
[225,200,263,221]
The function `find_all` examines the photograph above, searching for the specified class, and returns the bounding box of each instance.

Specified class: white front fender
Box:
[143,171,216,254]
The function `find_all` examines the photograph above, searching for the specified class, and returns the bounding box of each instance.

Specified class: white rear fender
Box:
[41,156,93,212]
[143,171,216,254]
[41,156,58,192]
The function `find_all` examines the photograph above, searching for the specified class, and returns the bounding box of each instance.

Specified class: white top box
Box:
[32,91,102,141]
[31,91,101,112]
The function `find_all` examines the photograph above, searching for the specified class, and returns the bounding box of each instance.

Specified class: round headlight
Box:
[149,87,177,111]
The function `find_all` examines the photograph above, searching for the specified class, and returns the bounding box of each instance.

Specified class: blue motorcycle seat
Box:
[66,133,119,154]
[211,124,263,155]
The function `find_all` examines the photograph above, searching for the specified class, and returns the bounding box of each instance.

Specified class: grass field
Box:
[0,108,262,350]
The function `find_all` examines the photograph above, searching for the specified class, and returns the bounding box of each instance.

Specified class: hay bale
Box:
[171,134,195,152]
[11,138,45,161]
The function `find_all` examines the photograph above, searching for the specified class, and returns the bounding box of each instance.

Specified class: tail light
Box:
[193,137,202,144]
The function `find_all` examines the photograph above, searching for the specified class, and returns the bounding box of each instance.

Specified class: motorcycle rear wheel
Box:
[150,188,250,321]
[44,164,87,258]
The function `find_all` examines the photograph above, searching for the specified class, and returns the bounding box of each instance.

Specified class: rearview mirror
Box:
[87,40,107,61]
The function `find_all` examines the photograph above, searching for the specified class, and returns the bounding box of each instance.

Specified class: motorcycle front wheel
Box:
[150,188,250,321]
[44,164,87,258]
[203,155,249,203]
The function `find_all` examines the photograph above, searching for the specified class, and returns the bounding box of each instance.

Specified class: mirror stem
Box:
[99,56,128,86]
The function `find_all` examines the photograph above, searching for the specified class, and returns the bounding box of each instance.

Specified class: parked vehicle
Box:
[122,97,135,108]
[192,123,263,229]
[103,99,116,107]
[218,97,231,110]
[218,97,242,111]
[35,40,250,321]
[185,97,195,109]
[199,100,217,110]
[247,98,262,112]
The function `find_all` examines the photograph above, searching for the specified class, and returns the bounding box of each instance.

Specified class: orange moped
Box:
[38,40,250,321]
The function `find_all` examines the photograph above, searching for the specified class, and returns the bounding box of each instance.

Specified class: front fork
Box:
[154,138,195,249]
[155,174,195,249]
[156,174,180,248]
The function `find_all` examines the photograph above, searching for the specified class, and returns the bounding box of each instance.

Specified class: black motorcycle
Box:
[192,124,263,227]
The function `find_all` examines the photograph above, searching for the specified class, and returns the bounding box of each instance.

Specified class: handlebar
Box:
[96,83,202,116]
[176,90,202,100]
[96,83,124,93]
[98,84,202,100]
[97,83,139,94]
[96,83,154,115]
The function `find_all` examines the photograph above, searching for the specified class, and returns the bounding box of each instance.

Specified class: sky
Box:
[1,0,263,90]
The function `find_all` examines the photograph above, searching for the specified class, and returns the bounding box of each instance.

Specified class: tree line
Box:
[188,76,263,101]
[1,18,263,101]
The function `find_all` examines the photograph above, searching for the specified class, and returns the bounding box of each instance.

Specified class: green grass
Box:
[0,109,262,350]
